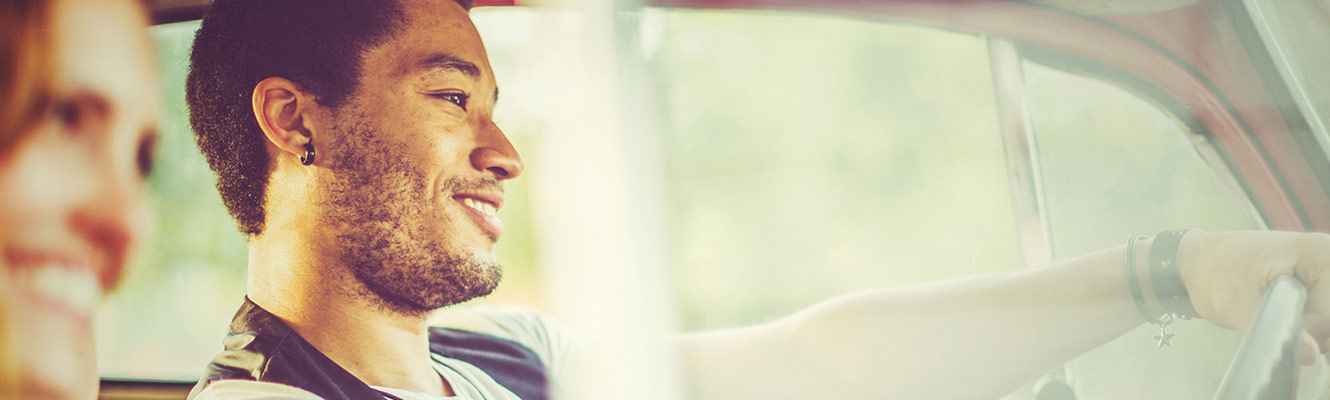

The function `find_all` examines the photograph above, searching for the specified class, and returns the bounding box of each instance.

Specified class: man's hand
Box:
[1181,230,1330,363]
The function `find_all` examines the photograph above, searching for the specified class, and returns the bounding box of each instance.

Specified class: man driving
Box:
[184,0,1330,399]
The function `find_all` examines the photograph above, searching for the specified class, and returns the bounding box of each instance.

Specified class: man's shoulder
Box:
[428,305,573,368]
[430,306,556,343]
[426,305,572,400]
[191,298,392,400]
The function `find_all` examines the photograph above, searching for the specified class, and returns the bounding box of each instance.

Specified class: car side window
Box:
[640,9,1025,330]
[641,8,1297,399]
[1023,59,1263,257]
[1020,58,1281,398]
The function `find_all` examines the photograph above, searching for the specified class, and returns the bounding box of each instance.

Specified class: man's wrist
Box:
[1124,231,1200,349]
[1149,230,1199,319]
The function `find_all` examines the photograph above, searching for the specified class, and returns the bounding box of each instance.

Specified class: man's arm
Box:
[679,230,1330,400]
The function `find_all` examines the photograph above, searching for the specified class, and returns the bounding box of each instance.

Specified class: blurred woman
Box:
[0,0,58,396]
[0,0,160,398]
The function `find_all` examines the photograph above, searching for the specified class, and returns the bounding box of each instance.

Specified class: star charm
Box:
[1154,328,1175,349]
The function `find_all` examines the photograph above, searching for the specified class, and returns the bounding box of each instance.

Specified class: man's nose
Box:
[470,118,523,180]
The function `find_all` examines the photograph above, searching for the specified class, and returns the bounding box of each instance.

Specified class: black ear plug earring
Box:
[300,141,315,165]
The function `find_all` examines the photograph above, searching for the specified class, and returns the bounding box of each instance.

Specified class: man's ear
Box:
[252,77,320,165]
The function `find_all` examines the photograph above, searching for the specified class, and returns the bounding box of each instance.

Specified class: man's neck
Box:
[246,230,454,397]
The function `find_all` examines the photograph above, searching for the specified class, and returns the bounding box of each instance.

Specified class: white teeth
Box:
[69,269,101,316]
[28,264,101,317]
[460,198,498,218]
[32,265,66,307]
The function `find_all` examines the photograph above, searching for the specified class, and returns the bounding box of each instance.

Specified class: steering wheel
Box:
[1212,275,1308,400]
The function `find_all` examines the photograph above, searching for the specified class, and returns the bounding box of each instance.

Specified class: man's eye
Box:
[431,92,469,111]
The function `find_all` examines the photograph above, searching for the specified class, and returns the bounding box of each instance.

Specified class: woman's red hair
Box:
[0,0,55,161]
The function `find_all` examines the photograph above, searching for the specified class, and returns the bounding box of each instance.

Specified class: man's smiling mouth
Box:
[459,197,497,218]
[453,194,505,238]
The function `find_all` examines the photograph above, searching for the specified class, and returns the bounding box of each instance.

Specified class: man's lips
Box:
[453,193,505,238]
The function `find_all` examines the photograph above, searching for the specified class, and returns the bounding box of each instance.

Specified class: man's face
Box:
[315,0,521,315]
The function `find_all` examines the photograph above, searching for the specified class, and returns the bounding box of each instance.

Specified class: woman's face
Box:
[0,0,159,397]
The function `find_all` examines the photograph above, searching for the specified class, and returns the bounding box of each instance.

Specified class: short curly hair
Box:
[187,0,474,235]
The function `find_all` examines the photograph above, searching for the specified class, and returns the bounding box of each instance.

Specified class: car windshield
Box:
[102,1,1330,398]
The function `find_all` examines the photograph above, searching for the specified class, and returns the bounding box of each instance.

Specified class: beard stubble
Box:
[317,109,502,317]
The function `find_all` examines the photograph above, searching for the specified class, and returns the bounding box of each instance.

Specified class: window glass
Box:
[1022,59,1269,398]
[94,20,247,380]
[96,8,555,380]
[1244,0,1330,161]
[642,8,1287,398]
[640,9,1024,330]
[1025,60,1261,256]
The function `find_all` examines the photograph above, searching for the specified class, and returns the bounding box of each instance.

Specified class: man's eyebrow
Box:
[420,53,480,79]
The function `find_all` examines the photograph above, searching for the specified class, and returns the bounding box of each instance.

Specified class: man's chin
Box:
[444,260,502,305]
[354,257,502,315]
